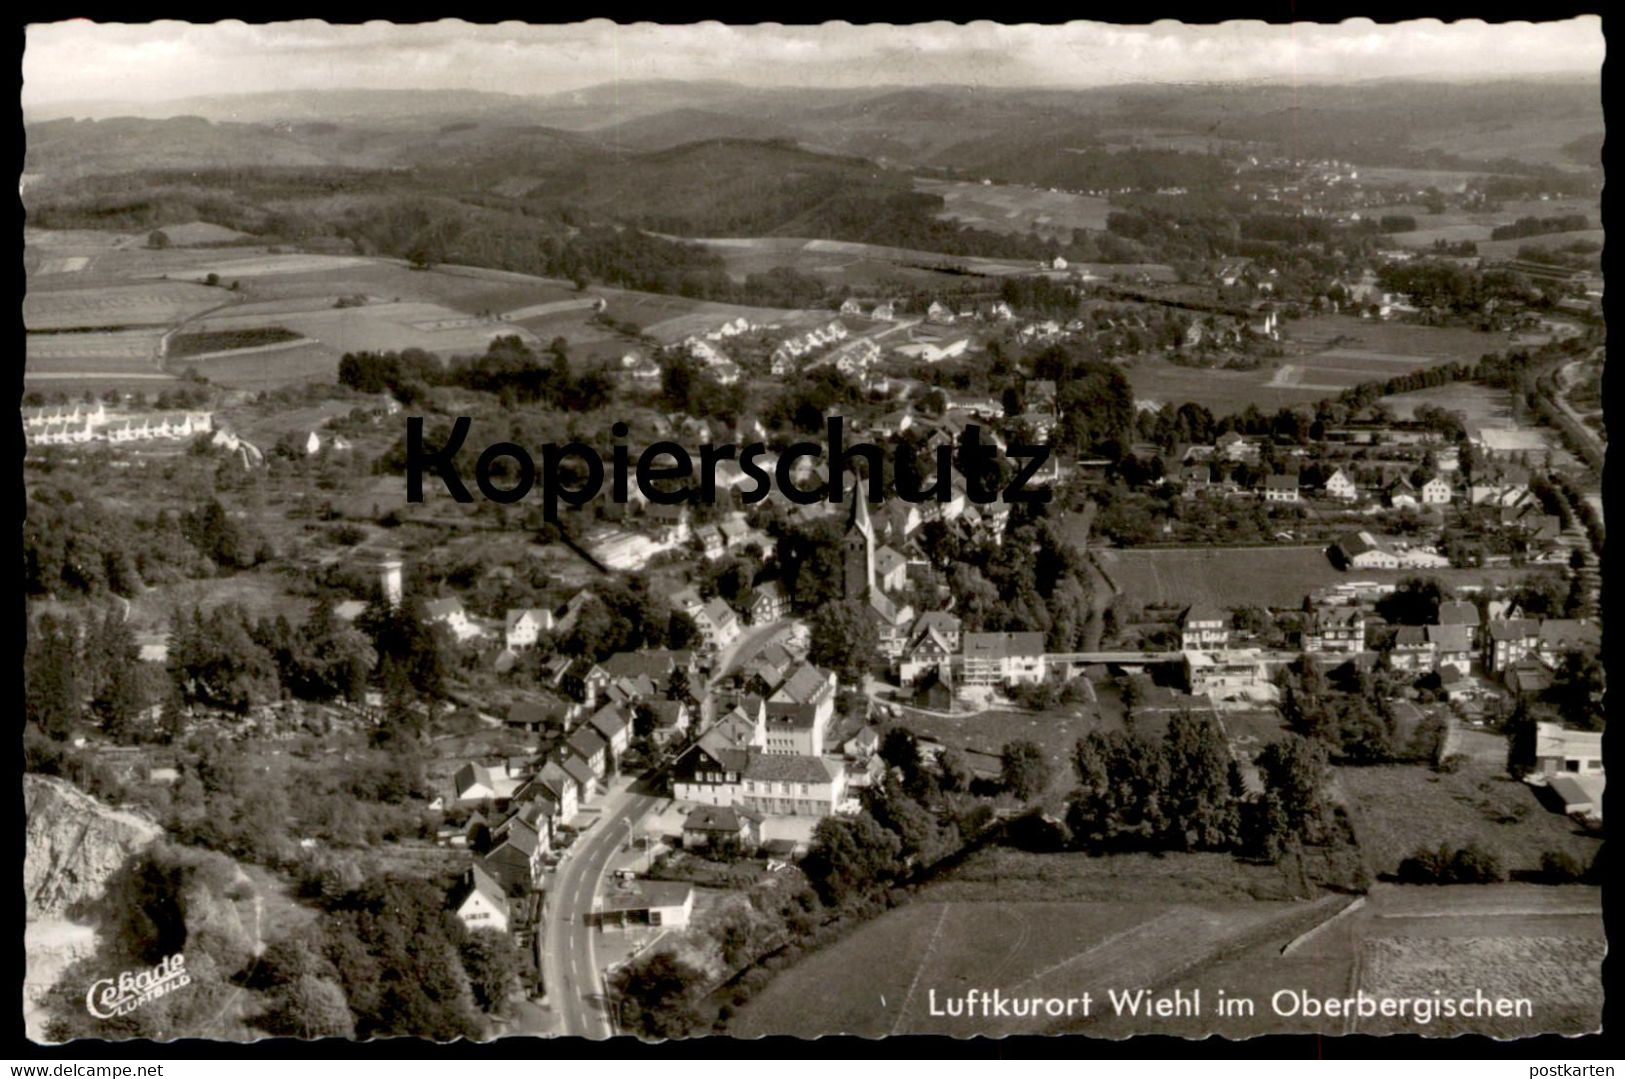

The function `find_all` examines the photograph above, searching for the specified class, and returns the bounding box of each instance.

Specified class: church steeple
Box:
[846,474,875,540]
[842,482,876,600]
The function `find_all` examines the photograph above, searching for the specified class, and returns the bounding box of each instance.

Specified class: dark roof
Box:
[740,754,837,784]
[682,805,756,833]
[557,754,595,788]
[588,703,632,741]
[1488,618,1540,642]
[1436,600,1480,626]
[1538,619,1600,651]
[451,864,508,916]
[567,725,608,760]
[600,651,677,682]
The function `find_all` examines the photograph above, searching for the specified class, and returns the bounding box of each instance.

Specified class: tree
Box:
[1374,577,1446,626]
[1547,653,1604,730]
[879,727,921,785]
[1504,700,1538,779]
[26,614,82,739]
[999,740,1052,802]
[801,812,902,905]
[147,230,170,249]
[460,929,521,1014]
[258,975,356,1039]
[1255,735,1328,841]
[808,598,880,685]
[614,951,706,1039]
[1161,712,1240,849]
[935,745,971,794]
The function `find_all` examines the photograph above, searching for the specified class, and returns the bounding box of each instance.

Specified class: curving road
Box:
[541,784,662,1039]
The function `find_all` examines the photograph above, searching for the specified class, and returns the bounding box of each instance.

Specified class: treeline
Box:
[1489,214,1590,241]
[1063,718,1338,866]
[337,337,612,410]
[1374,259,1554,315]
[1275,657,1448,765]
[25,491,273,598]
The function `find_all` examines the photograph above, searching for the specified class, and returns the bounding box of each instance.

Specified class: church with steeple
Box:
[840,484,913,660]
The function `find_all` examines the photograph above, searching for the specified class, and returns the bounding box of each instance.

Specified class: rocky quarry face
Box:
[25,773,162,920]
[25,773,164,1041]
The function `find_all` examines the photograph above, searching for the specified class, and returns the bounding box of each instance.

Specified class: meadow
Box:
[729,895,1345,1038]
[1122,314,1505,413]
[915,178,1113,240]
[1334,762,1602,879]
[1095,547,1546,613]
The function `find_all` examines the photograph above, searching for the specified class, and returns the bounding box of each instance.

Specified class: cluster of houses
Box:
[679,335,745,385]
[768,319,849,373]
[23,401,215,447]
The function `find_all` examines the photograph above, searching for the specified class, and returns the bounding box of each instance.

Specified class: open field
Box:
[23,282,226,331]
[916,178,1112,240]
[1095,547,1547,611]
[179,341,345,388]
[1124,315,1505,412]
[1379,382,1514,427]
[184,252,380,279]
[1072,882,1601,1038]
[1335,762,1602,879]
[730,894,1345,1038]
[156,221,255,247]
[1374,197,1597,249]
[1356,167,1491,193]
[27,330,162,368]
[1096,546,1342,609]
[894,705,1108,798]
[681,235,1054,282]
[188,298,540,358]
[594,286,822,344]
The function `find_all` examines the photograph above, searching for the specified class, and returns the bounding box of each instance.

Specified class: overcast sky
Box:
[23,18,1605,109]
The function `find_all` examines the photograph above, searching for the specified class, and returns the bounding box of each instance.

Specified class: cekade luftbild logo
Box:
[85,953,191,1019]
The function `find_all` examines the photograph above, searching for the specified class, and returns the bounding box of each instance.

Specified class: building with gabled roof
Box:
[960,631,1047,686]
[449,863,510,933]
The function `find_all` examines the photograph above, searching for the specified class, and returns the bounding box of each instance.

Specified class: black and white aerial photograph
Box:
[20,17,1606,1047]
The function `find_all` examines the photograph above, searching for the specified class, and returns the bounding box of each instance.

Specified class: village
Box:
[20,34,1605,1045]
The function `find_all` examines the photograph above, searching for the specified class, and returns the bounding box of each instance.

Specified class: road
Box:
[541,783,662,1039]
[540,624,789,1037]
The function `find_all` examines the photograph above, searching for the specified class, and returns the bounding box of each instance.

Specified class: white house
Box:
[450,864,510,933]
[1323,469,1359,501]
[960,631,1047,686]
[1421,477,1453,505]
[504,607,554,651]
[425,597,483,642]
